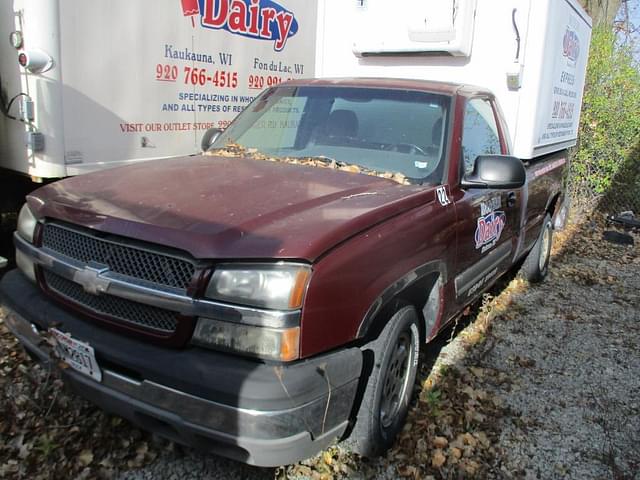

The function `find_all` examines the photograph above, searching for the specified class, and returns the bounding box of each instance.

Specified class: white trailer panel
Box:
[0,0,317,178]
[315,0,592,159]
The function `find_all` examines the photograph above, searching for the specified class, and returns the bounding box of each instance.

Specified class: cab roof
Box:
[281,77,493,97]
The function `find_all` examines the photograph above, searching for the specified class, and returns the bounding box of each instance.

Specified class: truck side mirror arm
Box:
[201,128,224,152]
[459,175,489,189]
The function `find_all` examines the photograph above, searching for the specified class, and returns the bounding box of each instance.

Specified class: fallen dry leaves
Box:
[0,313,166,479]
[204,144,412,185]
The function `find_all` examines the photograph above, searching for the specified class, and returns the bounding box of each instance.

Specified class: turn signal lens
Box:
[192,318,300,361]
[288,268,310,309]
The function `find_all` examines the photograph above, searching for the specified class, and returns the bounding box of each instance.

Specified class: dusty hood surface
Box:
[28,155,432,260]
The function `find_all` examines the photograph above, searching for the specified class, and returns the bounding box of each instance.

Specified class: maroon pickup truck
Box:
[1,78,568,466]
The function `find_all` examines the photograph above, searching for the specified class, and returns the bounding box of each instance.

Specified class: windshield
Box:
[210,86,450,184]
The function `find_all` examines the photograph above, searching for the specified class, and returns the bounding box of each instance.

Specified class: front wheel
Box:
[348,306,420,457]
[520,213,553,283]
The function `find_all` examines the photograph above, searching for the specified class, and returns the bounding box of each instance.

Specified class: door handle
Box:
[507,192,517,207]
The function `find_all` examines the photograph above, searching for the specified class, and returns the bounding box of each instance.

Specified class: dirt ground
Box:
[0,216,638,479]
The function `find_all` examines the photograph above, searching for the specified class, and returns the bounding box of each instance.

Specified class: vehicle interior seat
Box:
[325,109,359,138]
[423,117,443,157]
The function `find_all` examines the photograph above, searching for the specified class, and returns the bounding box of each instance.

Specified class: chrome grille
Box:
[42,223,195,290]
[44,270,178,333]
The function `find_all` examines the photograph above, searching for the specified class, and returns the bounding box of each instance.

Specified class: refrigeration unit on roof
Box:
[352,0,477,57]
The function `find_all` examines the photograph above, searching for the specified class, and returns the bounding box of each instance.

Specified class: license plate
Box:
[50,329,102,382]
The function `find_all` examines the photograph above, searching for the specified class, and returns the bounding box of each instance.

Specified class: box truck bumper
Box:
[0,270,363,467]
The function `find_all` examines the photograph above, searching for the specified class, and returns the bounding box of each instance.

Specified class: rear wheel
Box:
[520,213,553,283]
[349,306,420,457]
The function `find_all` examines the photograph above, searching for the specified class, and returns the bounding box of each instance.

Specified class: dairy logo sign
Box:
[475,198,505,252]
[181,0,299,51]
[475,211,506,251]
[562,28,580,66]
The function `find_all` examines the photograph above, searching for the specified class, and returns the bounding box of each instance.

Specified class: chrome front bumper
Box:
[2,295,362,466]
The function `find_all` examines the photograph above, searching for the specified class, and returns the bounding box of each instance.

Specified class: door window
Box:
[461,99,501,175]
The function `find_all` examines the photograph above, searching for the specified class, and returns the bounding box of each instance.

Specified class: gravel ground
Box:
[481,233,640,479]
[117,451,274,480]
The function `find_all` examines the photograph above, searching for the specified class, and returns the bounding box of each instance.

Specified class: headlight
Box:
[192,318,300,361]
[17,203,37,243]
[206,263,311,310]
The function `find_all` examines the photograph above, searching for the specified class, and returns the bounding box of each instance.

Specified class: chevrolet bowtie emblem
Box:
[73,264,111,295]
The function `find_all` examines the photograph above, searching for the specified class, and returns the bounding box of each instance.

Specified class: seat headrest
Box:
[327,109,359,137]
[432,117,443,145]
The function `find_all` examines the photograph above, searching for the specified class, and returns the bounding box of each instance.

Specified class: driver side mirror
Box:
[461,155,526,189]
[201,128,223,152]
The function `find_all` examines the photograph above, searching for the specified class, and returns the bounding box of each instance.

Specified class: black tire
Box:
[520,213,553,283]
[349,306,420,457]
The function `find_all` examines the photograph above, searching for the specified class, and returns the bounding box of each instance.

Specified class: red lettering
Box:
[203,0,228,28]
[119,123,144,133]
[259,8,276,38]
[274,11,294,51]
[199,0,294,51]
[227,0,246,32]
[248,0,260,35]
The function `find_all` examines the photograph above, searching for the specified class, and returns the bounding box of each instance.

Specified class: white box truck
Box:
[0,0,317,180]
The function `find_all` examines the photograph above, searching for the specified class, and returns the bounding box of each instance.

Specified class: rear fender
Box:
[545,192,569,230]
[545,192,561,217]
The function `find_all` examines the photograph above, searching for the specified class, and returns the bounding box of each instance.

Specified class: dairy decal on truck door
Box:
[474,197,506,253]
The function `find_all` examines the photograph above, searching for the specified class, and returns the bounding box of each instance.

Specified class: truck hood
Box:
[28,155,433,261]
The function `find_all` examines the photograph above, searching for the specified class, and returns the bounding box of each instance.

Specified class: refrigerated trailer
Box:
[0,0,317,246]
[0,0,317,180]
[317,0,592,160]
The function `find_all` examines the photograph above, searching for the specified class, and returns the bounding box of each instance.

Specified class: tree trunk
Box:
[579,0,622,26]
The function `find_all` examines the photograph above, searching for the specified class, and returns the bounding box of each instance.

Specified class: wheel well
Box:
[546,193,561,218]
[344,272,441,443]
[361,272,441,344]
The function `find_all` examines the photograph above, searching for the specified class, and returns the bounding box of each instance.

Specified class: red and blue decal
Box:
[563,28,580,63]
[475,211,506,250]
[181,0,298,51]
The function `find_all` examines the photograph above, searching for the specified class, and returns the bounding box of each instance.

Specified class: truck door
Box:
[452,97,521,303]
